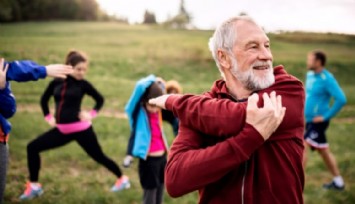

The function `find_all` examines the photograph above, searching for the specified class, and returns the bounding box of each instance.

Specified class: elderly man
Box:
[150,16,305,204]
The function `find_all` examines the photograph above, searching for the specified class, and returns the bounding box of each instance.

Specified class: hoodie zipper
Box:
[57,81,67,122]
[241,161,248,204]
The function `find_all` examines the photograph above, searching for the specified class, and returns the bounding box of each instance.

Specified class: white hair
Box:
[208,16,256,75]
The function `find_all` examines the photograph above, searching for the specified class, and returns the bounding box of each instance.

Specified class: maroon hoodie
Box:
[165,66,305,204]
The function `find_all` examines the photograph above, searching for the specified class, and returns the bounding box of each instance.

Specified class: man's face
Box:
[307,53,317,70]
[230,21,274,91]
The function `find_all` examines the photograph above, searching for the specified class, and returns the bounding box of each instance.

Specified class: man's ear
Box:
[217,49,232,70]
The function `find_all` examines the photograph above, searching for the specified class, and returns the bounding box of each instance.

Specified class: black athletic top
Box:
[40,76,104,124]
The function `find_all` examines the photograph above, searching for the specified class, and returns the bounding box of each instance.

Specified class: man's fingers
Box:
[3,64,9,74]
[46,64,73,77]
[148,98,158,105]
[278,107,286,124]
[276,95,282,116]
[54,65,73,74]
[262,93,272,108]
[149,97,165,109]
[247,93,259,110]
[56,74,67,79]
[149,95,171,109]
[0,58,4,71]
[270,91,277,107]
[61,65,73,73]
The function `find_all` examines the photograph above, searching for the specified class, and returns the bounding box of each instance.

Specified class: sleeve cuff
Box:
[165,94,182,111]
[90,110,98,118]
[44,114,53,122]
[38,66,47,79]
[0,82,10,92]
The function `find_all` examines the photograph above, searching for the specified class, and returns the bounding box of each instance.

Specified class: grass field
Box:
[0,22,354,204]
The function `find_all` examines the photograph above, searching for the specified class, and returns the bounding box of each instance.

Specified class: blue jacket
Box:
[125,75,169,160]
[305,69,347,122]
[0,60,47,134]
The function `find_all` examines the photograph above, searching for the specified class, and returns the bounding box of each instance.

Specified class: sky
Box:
[97,0,355,34]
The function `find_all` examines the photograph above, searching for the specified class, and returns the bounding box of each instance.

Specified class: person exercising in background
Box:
[19,51,130,201]
[0,58,72,204]
[124,75,168,204]
[303,50,347,190]
[162,80,182,136]
[123,78,181,167]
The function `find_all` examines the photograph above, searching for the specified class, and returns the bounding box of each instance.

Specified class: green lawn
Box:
[0,22,354,204]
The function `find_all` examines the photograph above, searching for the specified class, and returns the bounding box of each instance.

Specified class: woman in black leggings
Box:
[19,51,130,200]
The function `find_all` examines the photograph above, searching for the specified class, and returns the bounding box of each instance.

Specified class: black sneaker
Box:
[323,181,345,191]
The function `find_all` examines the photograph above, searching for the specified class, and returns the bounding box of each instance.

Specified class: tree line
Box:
[0,0,116,22]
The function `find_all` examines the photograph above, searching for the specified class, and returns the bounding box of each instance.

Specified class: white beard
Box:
[231,58,275,91]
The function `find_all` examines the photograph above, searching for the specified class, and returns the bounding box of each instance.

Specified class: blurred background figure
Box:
[19,50,130,201]
[303,50,347,190]
[124,75,168,204]
[123,78,182,168]
[0,58,72,204]
[162,80,183,136]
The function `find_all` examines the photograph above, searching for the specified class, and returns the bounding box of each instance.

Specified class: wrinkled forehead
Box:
[234,21,270,46]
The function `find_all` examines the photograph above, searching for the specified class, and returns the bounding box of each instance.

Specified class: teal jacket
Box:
[305,69,346,122]
[125,75,169,160]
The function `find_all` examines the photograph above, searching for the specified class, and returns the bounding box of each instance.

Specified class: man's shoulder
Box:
[272,68,304,91]
[322,69,335,80]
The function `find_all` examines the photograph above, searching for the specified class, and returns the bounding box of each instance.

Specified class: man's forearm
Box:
[6,60,47,82]
[166,94,247,137]
[165,124,264,197]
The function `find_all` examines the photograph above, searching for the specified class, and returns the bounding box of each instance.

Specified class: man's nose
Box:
[258,47,273,61]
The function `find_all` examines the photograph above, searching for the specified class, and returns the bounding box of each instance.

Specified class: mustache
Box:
[251,60,273,68]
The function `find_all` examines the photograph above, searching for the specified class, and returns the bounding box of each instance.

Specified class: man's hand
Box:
[149,94,174,109]
[0,58,9,89]
[79,111,93,122]
[246,91,286,140]
[45,64,73,79]
[313,116,324,123]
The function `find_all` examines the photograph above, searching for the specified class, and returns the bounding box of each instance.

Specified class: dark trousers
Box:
[0,144,8,204]
[27,126,122,182]
[139,155,166,204]
[143,184,164,204]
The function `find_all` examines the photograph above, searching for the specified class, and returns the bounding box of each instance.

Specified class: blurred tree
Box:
[0,0,22,22]
[143,10,157,24]
[163,0,192,29]
[0,0,111,22]
[239,12,248,16]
